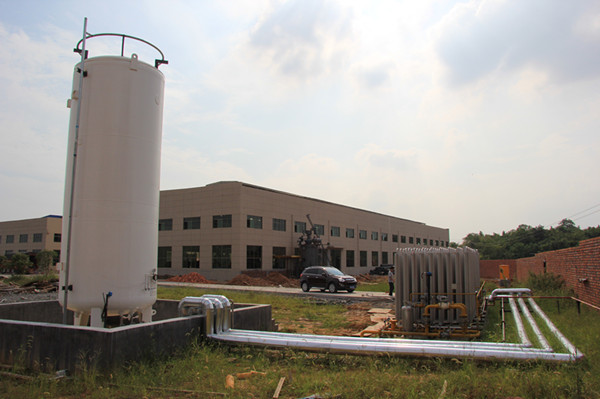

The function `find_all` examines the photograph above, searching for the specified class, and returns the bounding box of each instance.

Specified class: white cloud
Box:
[0,23,74,219]
[1,1,599,243]
[159,144,251,190]
[434,0,600,86]
[248,0,354,82]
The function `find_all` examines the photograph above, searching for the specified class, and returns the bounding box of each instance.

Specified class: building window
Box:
[314,224,325,236]
[359,230,367,239]
[6,235,14,244]
[430,239,434,246]
[382,233,388,242]
[157,246,172,268]
[159,219,173,231]
[5,250,14,256]
[331,226,340,237]
[359,251,367,267]
[272,247,286,269]
[212,245,232,269]
[19,234,28,243]
[401,235,407,244]
[273,218,286,232]
[247,215,263,229]
[435,240,439,246]
[409,237,414,244]
[346,250,355,267]
[182,246,199,268]
[371,231,378,240]
[33,233,42,243]
[416,238,421,245]
[294,221,306,233]
[331,249,342,268]
[213,214,232,228]
[247,245,262,269]
[53,234,61,243]
[346,228,354,239]
[183,217,200,230]
[382,252,388,264]
[372,251,379,267]
[392,234,398,243]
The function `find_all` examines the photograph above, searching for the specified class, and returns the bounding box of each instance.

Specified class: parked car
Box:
[300,266,357,293]
[369,264,394,275]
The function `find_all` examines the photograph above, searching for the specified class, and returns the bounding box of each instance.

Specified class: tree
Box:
[10,253,32,275]
[461,220,600,259]
[36,250,57,276]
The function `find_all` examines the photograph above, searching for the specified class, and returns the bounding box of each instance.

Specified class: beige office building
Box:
[158,181,450,280]
[0,215,63,258]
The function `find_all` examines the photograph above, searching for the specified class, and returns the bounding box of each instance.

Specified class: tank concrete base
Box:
[0,299,273,372]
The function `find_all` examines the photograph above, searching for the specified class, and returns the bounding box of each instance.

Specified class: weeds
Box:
[2,282,599,398]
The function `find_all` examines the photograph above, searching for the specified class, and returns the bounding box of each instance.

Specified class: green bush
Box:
[526,272,569,294]
[9,253,32,274]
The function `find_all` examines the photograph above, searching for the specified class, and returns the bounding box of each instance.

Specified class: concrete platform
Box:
[0,299,272,372]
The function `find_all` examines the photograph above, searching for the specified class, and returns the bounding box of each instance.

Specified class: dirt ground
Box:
[166,270,382,288]
[166,270,300,287]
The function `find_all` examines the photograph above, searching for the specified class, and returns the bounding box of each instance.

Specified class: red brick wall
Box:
[480,259,517,280]
[514,237,600,308]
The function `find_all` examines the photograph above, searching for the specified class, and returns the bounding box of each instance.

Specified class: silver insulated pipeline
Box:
[177,294,583,362]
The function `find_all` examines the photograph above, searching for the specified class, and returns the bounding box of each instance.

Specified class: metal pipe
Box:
[62,17,88,325]
[488,288,532,302]
[501,298,506,342]
[227,330,553,351]
[178,296,215,335]
[508,297,532,347]
[196,294,583,362]
[212,330,580,362]
[201,295,232,332]
[423,302,468,318]
[518,298,552,351]
[528,298,582,357]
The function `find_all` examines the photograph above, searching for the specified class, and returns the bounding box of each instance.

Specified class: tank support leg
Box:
[74,311,89,326]
[141,306,153,323]
[90,307,103,328]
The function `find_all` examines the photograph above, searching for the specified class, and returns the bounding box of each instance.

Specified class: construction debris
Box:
[165,271,299,287]
[166,272,212,284]
[0,279,58,304]
[235,370,266,379]
[273,377,286,399]
[228,271,298,287]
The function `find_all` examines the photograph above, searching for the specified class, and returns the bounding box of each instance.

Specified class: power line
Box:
[566,201,600,219]
[549,201,600,228]
[573,208,600,222]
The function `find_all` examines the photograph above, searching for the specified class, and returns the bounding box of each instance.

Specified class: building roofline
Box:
[0,215,63,223]
[161,181,448,230]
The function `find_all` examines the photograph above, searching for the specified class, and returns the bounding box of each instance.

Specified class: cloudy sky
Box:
[1,0,599,242]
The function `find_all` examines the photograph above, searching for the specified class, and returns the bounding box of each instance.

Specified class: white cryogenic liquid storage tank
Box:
[59,33,167,327]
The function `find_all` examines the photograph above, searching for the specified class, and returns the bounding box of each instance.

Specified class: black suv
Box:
[300,266,357,293]
[369,264,394,275]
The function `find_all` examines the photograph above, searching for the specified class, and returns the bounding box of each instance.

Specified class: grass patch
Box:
[2,282,599,398]
[3,273,58,286]
[159,286,353,333]
[355,280,388,292]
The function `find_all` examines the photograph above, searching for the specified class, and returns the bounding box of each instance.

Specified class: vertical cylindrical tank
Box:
[58,54,165,325]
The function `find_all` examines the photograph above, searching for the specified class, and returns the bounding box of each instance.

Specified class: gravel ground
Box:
[0,290,58,304]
